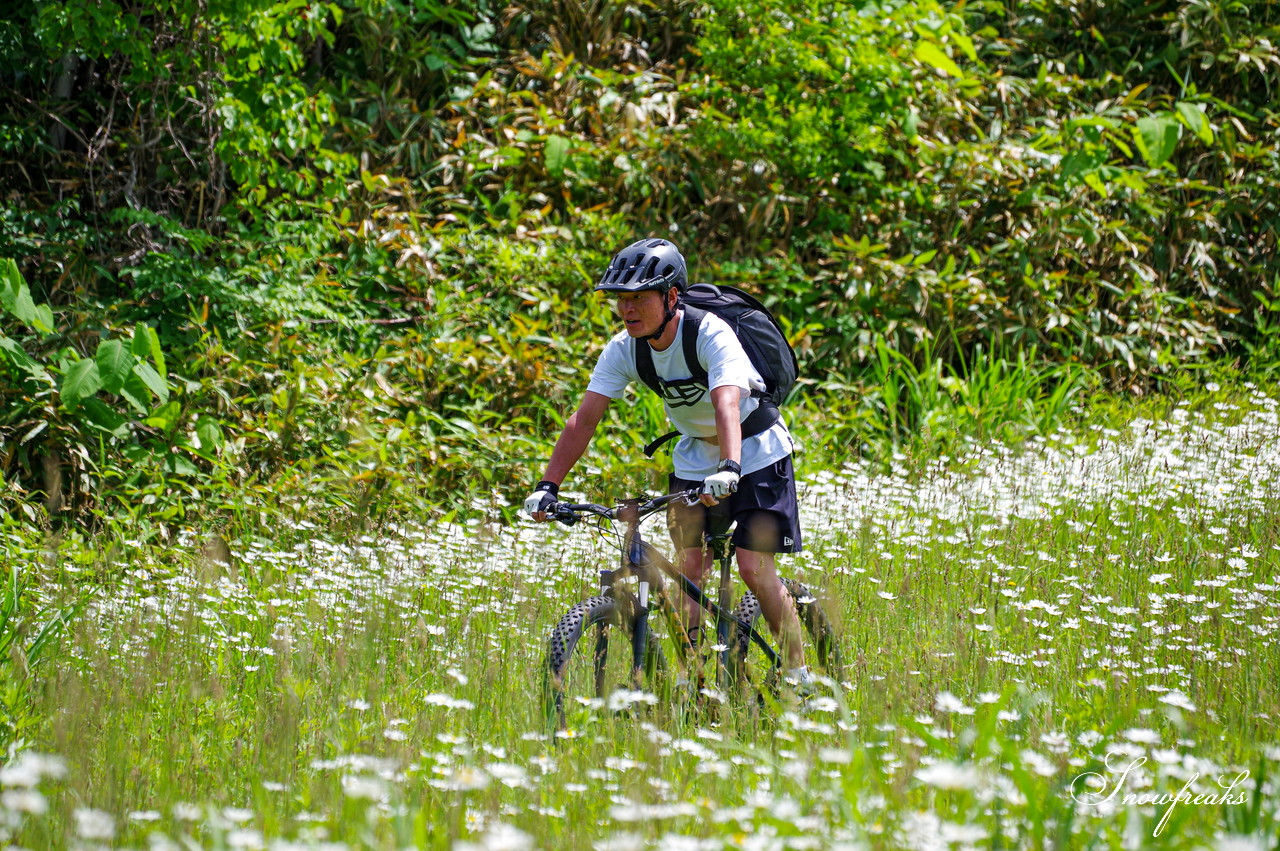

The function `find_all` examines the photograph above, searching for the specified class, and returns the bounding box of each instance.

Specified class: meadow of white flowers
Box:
[4,388,1277,850]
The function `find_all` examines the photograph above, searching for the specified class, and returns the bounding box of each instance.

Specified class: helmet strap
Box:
[640,307,675,342]
[640,290,679,343]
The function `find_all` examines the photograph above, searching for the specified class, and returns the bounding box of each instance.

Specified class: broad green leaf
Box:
[1134,114,1180,167]
[950,32,979,63]
[132,323,166,378]
[143,400,181,433]
[164,451,200,477]
[1067,115,1119,131]
[0,334,50,381]
[913,42,964,79]
[34,303,54,334]
[119,371,152,415]
[133,361,170,404]
[447,417,479,436]
[545,135,571,176]
[194,415,224,452]
[1176,101,1214,145]
[1,258,22,315]
[177,438,215,462]
[96,338,133,394]
[60,358,102,410]
[1,259,55,334]
[903,110,919,139]
[1083,171,1110,197]
[80,398,131,438]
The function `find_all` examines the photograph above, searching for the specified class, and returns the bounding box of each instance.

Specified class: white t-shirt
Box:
[586,310,795,480]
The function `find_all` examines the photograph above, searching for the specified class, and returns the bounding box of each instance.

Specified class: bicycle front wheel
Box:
[544,592,666,730]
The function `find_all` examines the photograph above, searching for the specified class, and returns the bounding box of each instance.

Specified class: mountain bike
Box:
[541,489,843,729]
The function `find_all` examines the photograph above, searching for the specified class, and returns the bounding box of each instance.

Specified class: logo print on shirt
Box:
[659,377,706,408]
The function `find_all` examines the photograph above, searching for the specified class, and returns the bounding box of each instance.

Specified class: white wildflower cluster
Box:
[0,752,67,843]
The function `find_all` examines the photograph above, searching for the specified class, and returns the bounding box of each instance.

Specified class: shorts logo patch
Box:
[783,536,794,547]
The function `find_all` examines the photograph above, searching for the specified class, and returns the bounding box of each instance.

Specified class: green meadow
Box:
[3,383,1277,850]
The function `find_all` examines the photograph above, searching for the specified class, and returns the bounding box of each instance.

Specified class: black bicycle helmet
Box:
[594,238,688,294]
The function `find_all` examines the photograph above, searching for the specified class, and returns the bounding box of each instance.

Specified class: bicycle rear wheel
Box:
[544,592,667,730]
[727,577,844,691]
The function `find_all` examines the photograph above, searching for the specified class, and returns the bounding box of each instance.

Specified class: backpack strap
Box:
[638,307,703,459]
[642,402,780,458]
[679,306,707,385]
[635,306,706,398]
[740,400,780,438]
[636,305,777,458]
[634,337,660,397]
[643,430,681,458]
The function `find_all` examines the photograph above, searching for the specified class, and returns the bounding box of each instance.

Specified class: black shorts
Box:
[667,455,803,554]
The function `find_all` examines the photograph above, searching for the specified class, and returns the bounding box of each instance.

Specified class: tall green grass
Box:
[792,338,1089,471]
[0,561,85,754]
[864,338,1089,451]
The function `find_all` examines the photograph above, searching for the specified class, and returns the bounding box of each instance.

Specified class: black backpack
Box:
[635,283,799,456]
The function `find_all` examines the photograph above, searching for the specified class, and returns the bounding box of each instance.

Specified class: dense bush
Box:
[1,0,1278,529]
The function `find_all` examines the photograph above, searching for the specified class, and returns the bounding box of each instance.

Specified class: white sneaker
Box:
[785,665,816,697]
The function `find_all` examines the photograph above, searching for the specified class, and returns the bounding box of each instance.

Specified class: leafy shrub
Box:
[2,0,1280,532]
[0,260,188,524]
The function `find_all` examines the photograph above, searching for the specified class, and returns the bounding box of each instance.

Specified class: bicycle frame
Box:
[553,492,782,693]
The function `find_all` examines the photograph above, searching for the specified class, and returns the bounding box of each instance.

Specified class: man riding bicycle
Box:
[524,237,813,692]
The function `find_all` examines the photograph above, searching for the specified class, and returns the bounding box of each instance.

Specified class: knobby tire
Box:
[728,577,844,687]
[544,592,665,729]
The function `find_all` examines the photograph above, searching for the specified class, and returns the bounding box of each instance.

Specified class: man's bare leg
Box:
[735,547,805,669]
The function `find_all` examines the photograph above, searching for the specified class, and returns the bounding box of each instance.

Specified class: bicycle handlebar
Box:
[549,489,701,526]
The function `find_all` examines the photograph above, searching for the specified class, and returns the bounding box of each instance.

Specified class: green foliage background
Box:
[1,0,1278,531]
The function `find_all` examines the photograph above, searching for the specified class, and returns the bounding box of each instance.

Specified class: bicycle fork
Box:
[710,534,734,691]
[625,535,653,690]
[591,563,652,695]
[632,574,651,688]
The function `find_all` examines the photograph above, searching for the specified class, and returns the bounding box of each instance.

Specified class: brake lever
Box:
[551,503,579,526]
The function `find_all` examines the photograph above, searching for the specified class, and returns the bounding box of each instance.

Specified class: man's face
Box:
[612,290,670,338]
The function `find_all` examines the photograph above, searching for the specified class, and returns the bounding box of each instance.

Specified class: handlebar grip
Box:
[551,504,579,526]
